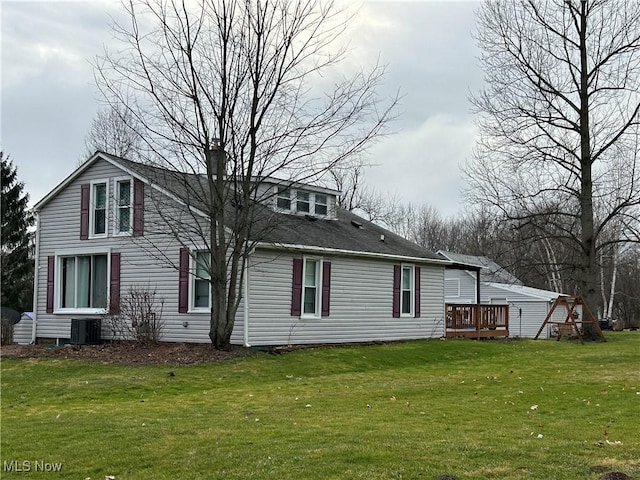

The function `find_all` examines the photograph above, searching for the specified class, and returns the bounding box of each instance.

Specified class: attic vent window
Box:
[351,220,363,229]
[380,234,385,242]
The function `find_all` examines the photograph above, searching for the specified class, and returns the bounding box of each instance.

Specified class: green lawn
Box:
[1,333,639,479]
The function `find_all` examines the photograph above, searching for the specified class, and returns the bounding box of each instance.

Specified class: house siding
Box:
[245,249,445,346]
[444,269,477,303]
[34,158,245,344]
[34,156,443,347]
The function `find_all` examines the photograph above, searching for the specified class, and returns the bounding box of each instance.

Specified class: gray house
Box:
[28,152,450,346]
[438,251,568,338]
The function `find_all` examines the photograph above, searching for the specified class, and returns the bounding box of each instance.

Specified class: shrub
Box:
[104,285,165,344]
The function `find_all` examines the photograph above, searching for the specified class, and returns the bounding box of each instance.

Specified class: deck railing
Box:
[445,304,509,338]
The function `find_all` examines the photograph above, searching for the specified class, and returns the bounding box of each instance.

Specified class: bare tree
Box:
[466,0,640,337]
[94,0,396,349]
[83,105,144,161]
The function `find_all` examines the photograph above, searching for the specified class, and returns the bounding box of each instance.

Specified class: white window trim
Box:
[89,178,109,239]
[275,186,292,212]
[301,256,323,319]
[312,193,328,217]
[189,250,212,313]
[113,176,133,237]
[53,247,111,314]
[296,190,311,214]
[272,186,332,218]
[400,264,415,317]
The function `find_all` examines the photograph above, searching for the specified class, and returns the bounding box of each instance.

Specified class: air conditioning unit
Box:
[70,319,102,345]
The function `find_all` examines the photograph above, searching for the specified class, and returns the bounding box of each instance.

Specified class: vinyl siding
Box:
[479,283,558,338]
[35,158,244,344]
[245,250,445,346]
[35,157,442,346]
[444,269,477,303]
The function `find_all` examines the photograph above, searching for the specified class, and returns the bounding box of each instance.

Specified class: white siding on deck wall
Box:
[245,249,445,346]
[444,269,476,303]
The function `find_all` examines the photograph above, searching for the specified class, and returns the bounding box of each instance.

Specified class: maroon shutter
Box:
[321,261,331,317]
[46,256,55,313]
[133,178,144,237]
[178,248,189,313]
[291,258,303,316]
[392,264,401,318]
[414,266,421,318]
[80,184,89,240]
[110,252,121,314]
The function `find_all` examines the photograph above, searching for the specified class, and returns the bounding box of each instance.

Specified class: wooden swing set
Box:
[534,295,606,343]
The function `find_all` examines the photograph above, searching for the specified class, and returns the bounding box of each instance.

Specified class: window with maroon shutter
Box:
[291,258,303,316]
[110,252,121,314]
[392,264,401,318]
[178,248,189,313]
[321,261,331,317]
[414,266,421,318]
[80,184,90,240]
[46,256,55,313]
[133,178,144,237]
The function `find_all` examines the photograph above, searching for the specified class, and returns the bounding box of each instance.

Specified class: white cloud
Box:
[365,114,477,217]
[2,0,484,218]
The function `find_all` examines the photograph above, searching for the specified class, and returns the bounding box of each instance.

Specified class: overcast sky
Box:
[1,0,483,218]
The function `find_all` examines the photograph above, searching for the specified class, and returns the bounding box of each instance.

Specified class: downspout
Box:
[243,250,253,347]
[30,211,41,344]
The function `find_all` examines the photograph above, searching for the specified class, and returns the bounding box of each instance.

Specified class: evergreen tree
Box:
[1,152,34,311]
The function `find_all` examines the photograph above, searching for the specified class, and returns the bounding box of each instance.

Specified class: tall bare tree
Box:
[83,105,144,161]
[466,0,640,336]
[94,0,396,349]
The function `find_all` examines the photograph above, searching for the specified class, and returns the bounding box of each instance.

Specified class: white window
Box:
[277,187,291,210]
[59,253,108,311]
[401,265,414,316]
[302,258,321,316]
[314,194,328,216]
[115,179,132,234]
[90,181,108,237]
[297,191,310,213]
[193,251,211,309]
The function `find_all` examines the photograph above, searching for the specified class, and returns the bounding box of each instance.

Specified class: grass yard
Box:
[1,333,639,479]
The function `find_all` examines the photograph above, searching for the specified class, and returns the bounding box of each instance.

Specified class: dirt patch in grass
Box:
[0,342,258,365]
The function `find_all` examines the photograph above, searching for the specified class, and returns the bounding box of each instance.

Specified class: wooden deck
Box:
[445,304,509,338]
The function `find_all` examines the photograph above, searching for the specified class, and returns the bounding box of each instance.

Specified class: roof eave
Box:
[255,242,452,265]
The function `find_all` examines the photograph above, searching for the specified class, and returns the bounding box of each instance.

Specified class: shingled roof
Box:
[94,152,446,264]
[438,250,523,285]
